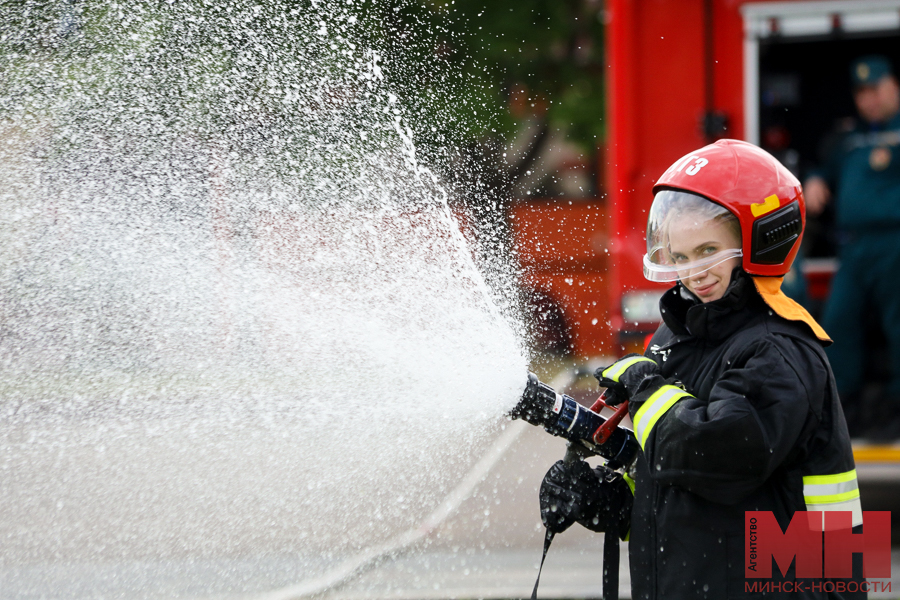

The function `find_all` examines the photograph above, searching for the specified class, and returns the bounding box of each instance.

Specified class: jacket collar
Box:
[659,269,764,342]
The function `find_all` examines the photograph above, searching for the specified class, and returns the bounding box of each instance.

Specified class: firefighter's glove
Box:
[594,354,660,405]
[577,463,633,539]
[539,460,632,538]
[540,460,594,533]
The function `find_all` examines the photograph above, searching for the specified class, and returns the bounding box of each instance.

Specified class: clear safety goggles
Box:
[642,248,743,282]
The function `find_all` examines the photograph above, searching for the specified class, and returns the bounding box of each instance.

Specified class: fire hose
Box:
[509,372,640,600]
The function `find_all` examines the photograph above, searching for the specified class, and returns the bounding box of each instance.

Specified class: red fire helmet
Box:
[652,139,805,278]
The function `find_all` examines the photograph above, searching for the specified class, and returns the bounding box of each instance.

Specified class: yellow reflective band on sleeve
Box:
[803,470,859,503]
[804,490,859,504]
[803,469,857,486]
[803,470,862,528]
[602,356,657,382]
[633,385,692,448]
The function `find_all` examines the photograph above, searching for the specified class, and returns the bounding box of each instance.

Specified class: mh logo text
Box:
[745,511,891,579]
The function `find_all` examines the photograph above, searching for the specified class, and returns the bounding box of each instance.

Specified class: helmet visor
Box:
[643,190,742,283]
[643,248,743,282]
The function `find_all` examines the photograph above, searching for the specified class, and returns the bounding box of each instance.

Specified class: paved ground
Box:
[309,421,900,600]
[4,366,900,599]
[314,422,633,600]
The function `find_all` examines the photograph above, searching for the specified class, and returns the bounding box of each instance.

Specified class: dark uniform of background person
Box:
[804,55,900,439]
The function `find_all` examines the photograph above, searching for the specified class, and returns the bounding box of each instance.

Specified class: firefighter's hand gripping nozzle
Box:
[509,373,639,469]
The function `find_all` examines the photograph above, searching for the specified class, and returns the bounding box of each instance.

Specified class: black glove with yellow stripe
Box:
[594,354,660,405]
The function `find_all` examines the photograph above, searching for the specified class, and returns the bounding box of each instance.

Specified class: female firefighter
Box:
[542,139,865,599]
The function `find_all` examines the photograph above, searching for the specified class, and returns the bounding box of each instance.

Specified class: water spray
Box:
[0,1,529,596]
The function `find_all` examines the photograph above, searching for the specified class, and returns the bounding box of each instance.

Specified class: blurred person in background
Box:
[804,55,900,439]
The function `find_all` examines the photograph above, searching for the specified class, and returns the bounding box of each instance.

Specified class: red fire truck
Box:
[511,0,900,469]
[514,0,900,359]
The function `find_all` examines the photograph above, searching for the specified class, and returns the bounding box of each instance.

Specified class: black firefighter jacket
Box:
[627,272,864,600]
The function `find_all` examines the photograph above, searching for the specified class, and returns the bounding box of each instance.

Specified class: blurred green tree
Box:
[377,0,607,287]
[386,0,606,189]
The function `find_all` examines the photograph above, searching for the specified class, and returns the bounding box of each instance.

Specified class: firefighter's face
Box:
[667,214,742,303]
